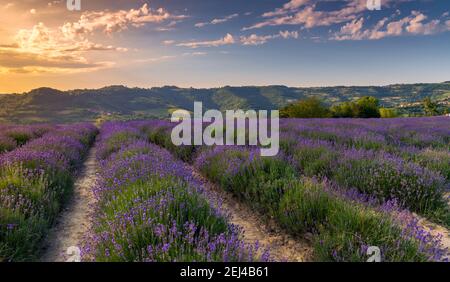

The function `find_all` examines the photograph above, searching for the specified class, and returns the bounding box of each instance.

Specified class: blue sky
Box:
[0,0,449,92]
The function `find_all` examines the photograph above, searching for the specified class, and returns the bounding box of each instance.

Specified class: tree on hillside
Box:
[355,96,381,118]
[379,108,398,118]
[422,97,439,116]
[330,101,358,118]
[280,97,331,118]
[330,96,381,118]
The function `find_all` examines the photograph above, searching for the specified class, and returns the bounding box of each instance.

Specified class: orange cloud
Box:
[0,4,184,74]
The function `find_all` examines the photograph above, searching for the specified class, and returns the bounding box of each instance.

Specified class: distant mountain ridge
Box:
[0,83,449,123]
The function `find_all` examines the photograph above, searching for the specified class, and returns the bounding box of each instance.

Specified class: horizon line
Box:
[2,80,450,95]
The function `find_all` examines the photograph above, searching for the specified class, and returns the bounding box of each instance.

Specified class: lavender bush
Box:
[0,123,97,261]
[195,146,448,261]
[83,123,268,262]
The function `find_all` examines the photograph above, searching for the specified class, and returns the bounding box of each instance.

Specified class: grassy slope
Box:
[0,83,449,123]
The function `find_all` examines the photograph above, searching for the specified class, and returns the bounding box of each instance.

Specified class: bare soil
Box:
[40,148,97,262]
[416,216,450,260]
[191,170,313,262]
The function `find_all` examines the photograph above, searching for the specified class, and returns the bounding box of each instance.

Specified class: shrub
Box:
[380,108,398,118]
[5,129,33,146]
[331,96,381,118]
[84,125,267,262]
[415,149,450,181]
[280,97,331,118]
[289,141,337,178]
[144,125,197,162]
[197,147,296,216]
[0,123,96,261]
[278,179,331,233]
[333,150,448,221]
[0,136,16,153]
[97,130,141,159]
[92,176,241,262]
[278,179,437,262]
[355,96,381,118]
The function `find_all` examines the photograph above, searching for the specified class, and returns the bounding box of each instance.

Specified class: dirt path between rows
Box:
[191,170,313,262]
[40,148,97,262]
[416,216,450,260]
[416,193,450,260]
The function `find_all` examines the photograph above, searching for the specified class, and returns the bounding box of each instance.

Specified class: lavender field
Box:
[1,118,449,262]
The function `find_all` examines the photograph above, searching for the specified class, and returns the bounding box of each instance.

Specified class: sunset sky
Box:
[0,0,449,93]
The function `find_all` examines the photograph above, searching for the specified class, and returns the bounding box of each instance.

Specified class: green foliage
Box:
[0,164,73,261]
[333,157,448,221]
[0,137,16,153]
[422,97,440,116]
[280,97,331,118]
[278,179,427,262]
[199,152,297,216]
[6,131,33,146]
[143,126,197,162]
[355,96,381,118]
[330,101,358,118]
[100,131,142,159]
[415,149,450,181]
[93,176,232,262]
[278,179,331,233]
[331,96,381,118]
[290,146,337,178]
[1,83,449,122]
[281,96,382,119]
[198,149,432,261]
[380,108,398,118]
[0,210,47,262]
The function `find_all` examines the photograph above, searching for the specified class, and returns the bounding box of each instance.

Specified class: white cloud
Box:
[133,52,207,64]
[279,30,299,39]
[262,0,310,18]
[133,55,176,63]
[406,11,440,35]
[61,4,186,38]
[332,11,444,41]
[182,52,207,57]
[195,13,239,28]
[244,0,368,31]
[240,30,299,46]
[244,0,417,32]
[163,40,175,45]
[240,34,275,46]
[176,33,235,48]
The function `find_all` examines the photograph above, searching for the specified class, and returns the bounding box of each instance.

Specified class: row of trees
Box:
[280,96,389,118]
[280,96,447,118]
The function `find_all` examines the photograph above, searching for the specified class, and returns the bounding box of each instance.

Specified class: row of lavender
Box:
[0,124,54,153]
[137,118,449,261]
[195,146,447,261]
[279,118,450,226]
[139,118,449,224]
[0,123,97,261]
[81,122,268,262]
[280,118,449,180]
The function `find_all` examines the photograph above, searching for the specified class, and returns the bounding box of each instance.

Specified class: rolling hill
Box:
[0,83,449,123]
